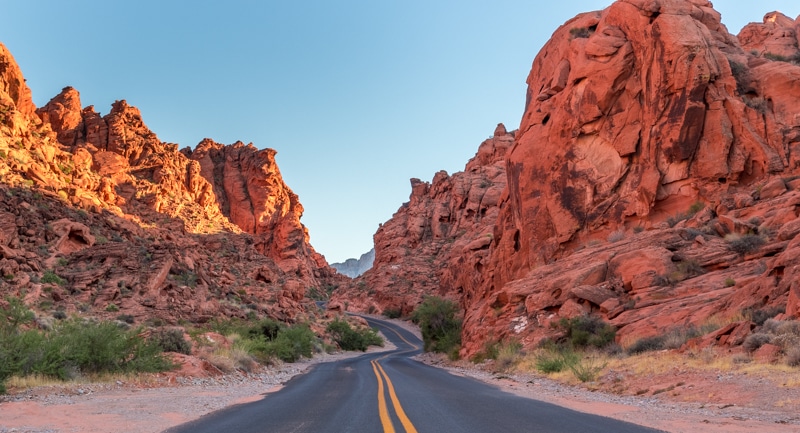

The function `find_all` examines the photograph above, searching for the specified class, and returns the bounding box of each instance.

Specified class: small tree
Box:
[411,297,462,357]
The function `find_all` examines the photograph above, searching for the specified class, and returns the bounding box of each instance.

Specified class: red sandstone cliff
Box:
[0,42,336,325]
[336,1,800,357]
[331,124,512,315]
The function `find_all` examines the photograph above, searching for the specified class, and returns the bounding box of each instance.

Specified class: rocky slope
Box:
[331,123,512,314]
[0,42,337,325]
[335,1,800,357]
[331,248,375,278]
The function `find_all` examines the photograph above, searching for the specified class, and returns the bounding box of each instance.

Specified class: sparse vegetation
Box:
[207,317,318,364]
[763,52,800,65]
[383,308,402,319]
[607,230,625,243]
[411,296,462,359]
[559,315,616,349]
[41,270,66,286]
[725,233,765,255]
[0,298,173,394]
[569,27,592,39]
[326,318,383,352]
[666,201,705,227]
[728,59,749,95]
[724,277,736,287]
[151,328,192,355]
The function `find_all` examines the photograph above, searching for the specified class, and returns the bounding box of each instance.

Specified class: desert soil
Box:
[2,320,799,433]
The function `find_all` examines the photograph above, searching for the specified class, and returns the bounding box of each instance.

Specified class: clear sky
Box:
[1,1,798,263]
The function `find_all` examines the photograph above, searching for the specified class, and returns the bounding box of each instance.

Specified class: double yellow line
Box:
[371,358,418,433]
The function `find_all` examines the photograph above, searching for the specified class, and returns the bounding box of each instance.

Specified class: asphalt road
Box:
[165,317,662,433]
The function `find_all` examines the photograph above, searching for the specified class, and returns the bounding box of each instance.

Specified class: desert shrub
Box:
[116,314,135,324]
[249,318,282,341]
[725,233,765,255]
[569,27,591,39]
[724,278,736,288]
[668,259,706,284]
[411,296,462,357]
[53,320,172,374]
[743,306,784,326]
[728,59,749,95]
[786,347,800,367]
[763,52,800,64]
[494,340,523,372]
[41,270,65,286]
[326,318,383,352]
[559,316,616,349]
[261,325,316,362]
[732,353,752,364]
[743,333,772,352]
[383,308,402,319]
[534,346,579,373]
[569,353,606,382]
[151,328,192,355]
[607,230,625,243]
[626,335,667,355]
[105,303,119,312]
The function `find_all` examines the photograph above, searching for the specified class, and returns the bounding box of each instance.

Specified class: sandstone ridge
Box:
[334,2,800,357]
[0,43,339,326]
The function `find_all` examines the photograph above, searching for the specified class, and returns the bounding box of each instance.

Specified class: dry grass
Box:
[517,346,800,391]
[5,371,161,392]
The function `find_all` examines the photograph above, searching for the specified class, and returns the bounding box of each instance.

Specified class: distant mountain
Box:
[331,249,375,278]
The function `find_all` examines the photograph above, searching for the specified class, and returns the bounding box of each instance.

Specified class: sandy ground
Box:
[2,320,800,433]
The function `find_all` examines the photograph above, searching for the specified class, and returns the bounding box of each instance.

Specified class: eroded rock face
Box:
[335,3,800,357]
[492,1,799,281]
[332,124,512,315]
[1,42,337,326]
[186,139,333,281]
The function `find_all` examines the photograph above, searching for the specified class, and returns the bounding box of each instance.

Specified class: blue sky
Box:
[1,1,798,263]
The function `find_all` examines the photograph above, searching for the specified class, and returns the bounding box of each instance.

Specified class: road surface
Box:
[166,317,661,433]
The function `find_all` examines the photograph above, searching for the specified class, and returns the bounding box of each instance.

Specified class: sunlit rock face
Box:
[1,41,340,326]
[335,3,800,358]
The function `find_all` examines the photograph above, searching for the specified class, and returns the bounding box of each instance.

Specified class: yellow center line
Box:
[371,360,396,433]
[365,319,420,350]
[375,360,419,433]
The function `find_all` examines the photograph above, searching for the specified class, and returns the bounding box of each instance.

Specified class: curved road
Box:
[166,317,661,433]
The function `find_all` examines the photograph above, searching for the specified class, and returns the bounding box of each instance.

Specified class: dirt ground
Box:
[2,322,800,433]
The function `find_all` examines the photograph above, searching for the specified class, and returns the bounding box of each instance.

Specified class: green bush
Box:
[151,328,192,355]
[249,318,282,341]
[559,316,616,349]
[262,325,316,362]
[534,346,579,373]
[41,270,66,286]
[383,308,402,319]
[411,296,462,358]
[1,307,173,393]
[327,318,383,352]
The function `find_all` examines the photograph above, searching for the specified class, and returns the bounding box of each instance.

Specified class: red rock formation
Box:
[1,41,337,327]
[332,124,512,314]
[186,139,332,282]
[336,2,800,358]
[0,44,35,118]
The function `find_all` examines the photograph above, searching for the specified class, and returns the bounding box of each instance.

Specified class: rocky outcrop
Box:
[335,3,800,357]
[331,249,375,278]
[0,41,336,326]
[332,124,512,315]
